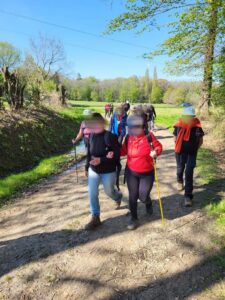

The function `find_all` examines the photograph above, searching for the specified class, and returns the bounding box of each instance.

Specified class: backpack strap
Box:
[124,134,129,148]
[124,133,153,149]
[104,130,112,150]
[146,132,154,149]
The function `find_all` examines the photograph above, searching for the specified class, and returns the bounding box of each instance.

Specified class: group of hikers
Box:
[72,102,204,230]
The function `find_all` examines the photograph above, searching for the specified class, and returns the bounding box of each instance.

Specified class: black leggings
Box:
[126,168,154,219]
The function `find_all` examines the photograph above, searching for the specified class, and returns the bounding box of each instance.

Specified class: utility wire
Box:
[0,28,143,60]
[0,9,150,50]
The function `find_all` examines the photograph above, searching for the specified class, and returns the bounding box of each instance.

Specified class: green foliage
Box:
[106,1,224,74]
[212,48,225,108]
[151,83,163,103]
[42,80,56,93]
[0,41,21,69]
[90,90,99,102]
[206,199,225,227]
[0,107,81,177]
[197,148,219,185]
[103,89,113,102]
[106,1,225,111]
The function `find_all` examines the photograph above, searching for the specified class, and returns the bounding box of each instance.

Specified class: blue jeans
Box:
[88,168,122,216]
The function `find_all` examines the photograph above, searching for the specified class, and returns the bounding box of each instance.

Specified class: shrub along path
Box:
[0,128,224,300]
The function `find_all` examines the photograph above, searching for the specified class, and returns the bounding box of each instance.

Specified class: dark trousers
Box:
[126,168,154,219]
[175,153,197,199]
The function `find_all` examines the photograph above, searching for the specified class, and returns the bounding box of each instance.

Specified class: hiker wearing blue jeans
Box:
[85,113,122,230]
[88,168,121,216]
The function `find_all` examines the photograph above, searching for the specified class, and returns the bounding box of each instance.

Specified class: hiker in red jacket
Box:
[105,103,110,118]
[121,114,163,230]
[173,106,204,207]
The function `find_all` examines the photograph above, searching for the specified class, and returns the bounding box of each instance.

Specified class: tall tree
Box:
[0,42,25,109]
[153,66,158,82]
[106,0,225,113]
[143,68,151,101]
[30,34,65,80]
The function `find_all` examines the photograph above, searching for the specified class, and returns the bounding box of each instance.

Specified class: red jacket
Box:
[121,133,163,173]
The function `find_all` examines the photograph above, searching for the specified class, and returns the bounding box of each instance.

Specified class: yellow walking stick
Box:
[153,159,165,225]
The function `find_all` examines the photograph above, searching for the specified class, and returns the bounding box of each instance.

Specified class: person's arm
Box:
[72,127,83,144]
[198,136,203,148]
[173,127,178,143]
[85,139,91,174]
[100,134,120,164]
[150,132,163,157]
[196,128,204,148]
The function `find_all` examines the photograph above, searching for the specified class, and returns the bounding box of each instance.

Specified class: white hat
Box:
[83,109,93,116]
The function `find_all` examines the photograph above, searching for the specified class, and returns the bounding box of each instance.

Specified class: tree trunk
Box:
[198,0,220,114]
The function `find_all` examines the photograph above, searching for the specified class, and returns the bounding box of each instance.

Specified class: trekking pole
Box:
[74,144,78,183]
[153,159,165,225]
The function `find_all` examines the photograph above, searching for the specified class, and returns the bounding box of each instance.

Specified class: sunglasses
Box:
[128,125,143,129]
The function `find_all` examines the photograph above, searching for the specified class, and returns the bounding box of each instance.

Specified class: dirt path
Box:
[0,128,223,300]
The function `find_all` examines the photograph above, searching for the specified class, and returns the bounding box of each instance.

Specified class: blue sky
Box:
[0,0,195,80]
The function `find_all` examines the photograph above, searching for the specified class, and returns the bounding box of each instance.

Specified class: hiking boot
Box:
[127,218,138,230]
[184,197,193,207]
[115,192,123,210]
[115,199,121,210]
[146,203,153,216]
[177,182,184,191]
[84,215,101,230]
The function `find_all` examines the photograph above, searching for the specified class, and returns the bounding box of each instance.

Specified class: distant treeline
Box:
[66,69,203,106]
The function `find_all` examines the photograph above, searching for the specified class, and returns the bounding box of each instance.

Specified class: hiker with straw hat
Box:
[173,106,204,207]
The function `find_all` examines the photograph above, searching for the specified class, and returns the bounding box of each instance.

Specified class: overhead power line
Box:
[0,9,150,50]
[0,28,143,60]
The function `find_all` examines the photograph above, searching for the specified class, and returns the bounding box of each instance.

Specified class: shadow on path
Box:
[0,175,224,278]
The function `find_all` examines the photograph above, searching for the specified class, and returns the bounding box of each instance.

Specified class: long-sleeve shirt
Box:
[86,130,120,174]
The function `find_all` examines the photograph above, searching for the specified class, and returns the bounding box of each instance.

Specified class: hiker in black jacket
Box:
[85,113,122,230]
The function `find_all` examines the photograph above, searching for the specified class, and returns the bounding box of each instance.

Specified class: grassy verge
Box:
[0,153,71,206]
[0,150,86,207]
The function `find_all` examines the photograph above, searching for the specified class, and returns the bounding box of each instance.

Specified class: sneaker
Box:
[177,182,184,191]
[184,197,193,207]
[84,215,102,230]
[146,203,153,216]
[127,218,138,230]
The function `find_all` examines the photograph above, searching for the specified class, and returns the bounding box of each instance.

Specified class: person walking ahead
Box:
[173,106,204,207]
[72,109,93,147]
[121,115,162,230]
[85,113,122,230]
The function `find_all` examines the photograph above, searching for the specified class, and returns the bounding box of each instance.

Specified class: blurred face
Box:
[89,120,105,134]
[128,125,144,136]
[182,115,194,124]
[116,108,123,116]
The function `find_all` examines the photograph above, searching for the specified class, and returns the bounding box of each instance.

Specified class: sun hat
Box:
[182,106,196,116]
